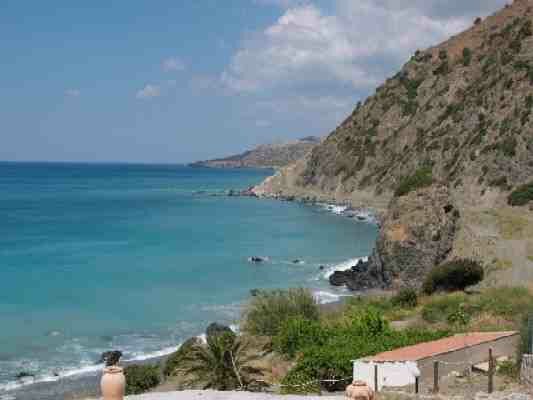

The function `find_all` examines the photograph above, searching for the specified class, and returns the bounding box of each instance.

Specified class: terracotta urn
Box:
[345,380,375,400]
[101,366,126,400]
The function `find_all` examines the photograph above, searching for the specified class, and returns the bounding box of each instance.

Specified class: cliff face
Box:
[191,137,320,169]
[254,0,533,289]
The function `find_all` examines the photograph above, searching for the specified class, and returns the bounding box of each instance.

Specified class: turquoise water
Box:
[0,162,378,395]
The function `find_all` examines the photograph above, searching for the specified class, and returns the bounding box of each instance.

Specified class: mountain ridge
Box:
[190,137,320,169]
[253,0,533,290]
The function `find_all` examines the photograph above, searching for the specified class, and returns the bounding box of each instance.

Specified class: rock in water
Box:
[249,256,267,263]
[205,323,234,340]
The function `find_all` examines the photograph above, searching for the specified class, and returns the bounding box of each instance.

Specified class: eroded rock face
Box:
[368,185,460,289]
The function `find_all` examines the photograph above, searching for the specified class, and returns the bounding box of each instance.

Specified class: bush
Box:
[243,288,319,337]
[391,288,418,308]
[423,259,484,295]
[280,309,448,393]
[394,166,433,197]
[273,318,329,358]
[124,364,161,395]
[163,337,200,377]
[508,181,533,206]
[462,47,472,67]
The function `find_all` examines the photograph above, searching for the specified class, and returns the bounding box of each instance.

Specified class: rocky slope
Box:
[254,0,533,290]
[191,137,320,169]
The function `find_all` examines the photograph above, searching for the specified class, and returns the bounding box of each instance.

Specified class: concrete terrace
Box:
[126,392,343,400]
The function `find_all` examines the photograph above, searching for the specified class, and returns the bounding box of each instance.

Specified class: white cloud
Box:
[162,57,186,72]
[223,1,505,93]
[136,84,161,100]
[65,89,80,97]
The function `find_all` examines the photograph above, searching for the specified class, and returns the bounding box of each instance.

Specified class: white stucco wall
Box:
[352,360,420,390]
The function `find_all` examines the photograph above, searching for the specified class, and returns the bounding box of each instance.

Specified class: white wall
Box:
[352,361,420,390]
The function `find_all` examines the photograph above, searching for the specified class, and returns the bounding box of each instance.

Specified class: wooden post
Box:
[433,361,439,393]
[374,363,379,393]
[488,348,494,394]
[415,376,419,394]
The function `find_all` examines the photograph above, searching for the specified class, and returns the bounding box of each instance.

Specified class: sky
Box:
[0,0,509,163]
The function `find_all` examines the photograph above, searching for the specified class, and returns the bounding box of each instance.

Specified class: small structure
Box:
[352,331,519,391]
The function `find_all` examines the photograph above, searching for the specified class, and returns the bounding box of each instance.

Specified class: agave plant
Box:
[181,331,266,391]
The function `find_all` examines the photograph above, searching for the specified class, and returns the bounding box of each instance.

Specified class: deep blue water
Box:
[0,162,378,395]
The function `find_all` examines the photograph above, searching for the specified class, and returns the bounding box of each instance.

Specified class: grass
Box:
[484,209,533,240]
[419,286,533,328]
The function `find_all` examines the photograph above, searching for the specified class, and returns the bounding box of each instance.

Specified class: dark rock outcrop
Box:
[367,185,459,289]
[206,323,233,340]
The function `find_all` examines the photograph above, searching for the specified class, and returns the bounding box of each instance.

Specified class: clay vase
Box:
[345,380,374,400]
[101,366,126,400]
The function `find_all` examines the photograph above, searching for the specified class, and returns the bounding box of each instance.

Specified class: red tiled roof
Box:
[364,331,518,362]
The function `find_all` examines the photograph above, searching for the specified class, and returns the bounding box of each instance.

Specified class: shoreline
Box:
[1,194,379,400]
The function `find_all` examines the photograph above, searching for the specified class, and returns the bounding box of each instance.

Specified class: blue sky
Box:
[1,0,507,163]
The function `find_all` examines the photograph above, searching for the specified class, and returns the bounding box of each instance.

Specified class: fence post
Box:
[529,314,533,354]
[415,376,419,394]
[488,348,494,394]
[374,363,379,393]
[433,361,439,393]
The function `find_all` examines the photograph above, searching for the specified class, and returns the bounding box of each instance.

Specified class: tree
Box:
[180,332,266,391]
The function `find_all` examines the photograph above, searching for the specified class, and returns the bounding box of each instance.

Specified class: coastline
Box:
[1,196,378,400]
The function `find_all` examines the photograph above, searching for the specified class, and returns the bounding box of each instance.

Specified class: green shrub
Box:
[391,288,418,308]
[500,136,517,157]
[243,288,319,337]
[462,48,472,66]
[394,167,433,197]
[281,309,448,393]
[508,181,533,206]
[498,360,519,379]
[273,318,329,358]
[124,365,161,395]
[423,259,484,295]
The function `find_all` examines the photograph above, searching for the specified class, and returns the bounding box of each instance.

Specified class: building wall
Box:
[417,334,519,383]
[353,334,519,390]
[352,361,420,391]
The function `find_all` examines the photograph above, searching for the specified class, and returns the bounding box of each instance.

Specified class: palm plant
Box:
[181,332,266,391]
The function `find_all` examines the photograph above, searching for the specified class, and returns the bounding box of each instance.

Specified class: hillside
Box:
[254,0,533,290]
[191,137,320,169]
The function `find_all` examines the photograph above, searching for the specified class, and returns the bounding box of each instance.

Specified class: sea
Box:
[0,162,378,399]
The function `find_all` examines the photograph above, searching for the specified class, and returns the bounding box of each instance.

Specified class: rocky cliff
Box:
[254,0,533,289]
[191,137,320,169]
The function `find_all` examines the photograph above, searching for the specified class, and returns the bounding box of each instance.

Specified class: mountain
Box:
[254,0,533,290]
[191,137,320,169]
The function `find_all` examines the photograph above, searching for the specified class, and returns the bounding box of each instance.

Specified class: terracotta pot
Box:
[101,366,126,400]
[345,380,374,400]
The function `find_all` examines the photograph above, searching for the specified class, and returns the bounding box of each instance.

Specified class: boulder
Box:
[249,256,267,263]
[206,323,234,340]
